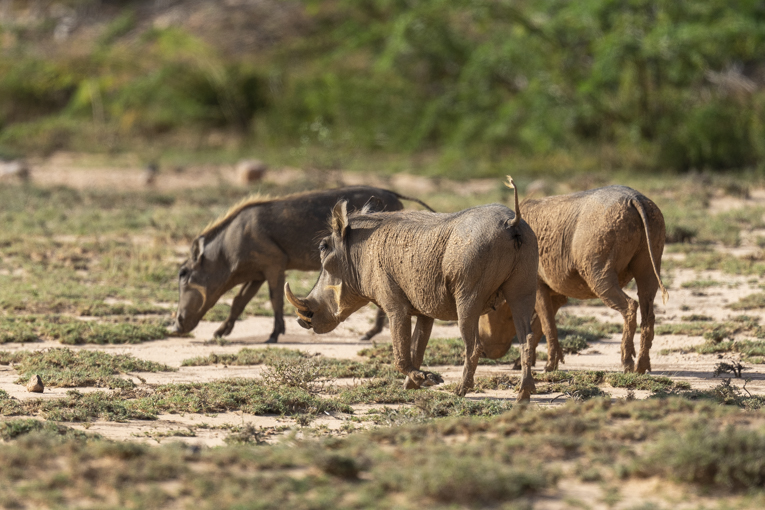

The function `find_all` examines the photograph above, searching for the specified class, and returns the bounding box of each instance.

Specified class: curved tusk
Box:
[284,283,310,311]
[296,310,313,323]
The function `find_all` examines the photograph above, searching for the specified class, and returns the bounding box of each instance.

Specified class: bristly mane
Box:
[198,190,313,239]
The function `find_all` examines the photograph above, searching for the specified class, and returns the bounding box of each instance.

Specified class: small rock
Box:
[236,159,267,185]
[26,374,44,393]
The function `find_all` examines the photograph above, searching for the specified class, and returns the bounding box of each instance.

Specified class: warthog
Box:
[285,180,540,400]
[478,185,668,374]
[172,186,433,343]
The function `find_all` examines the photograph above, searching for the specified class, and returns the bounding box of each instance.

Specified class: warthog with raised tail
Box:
[478,185,668,374]
[286,179,539,400]
[172,186,433,343]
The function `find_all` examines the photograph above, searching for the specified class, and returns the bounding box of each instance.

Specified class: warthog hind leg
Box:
[503,281,537,402]
[634,260,661,374]
[595,275,639,372]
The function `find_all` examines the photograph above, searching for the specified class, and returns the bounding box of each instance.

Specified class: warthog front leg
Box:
[403,315,435,389]
[265,270,286,344]
[455,315,482,397]
[390,314,442,389]
[214,280,264,338]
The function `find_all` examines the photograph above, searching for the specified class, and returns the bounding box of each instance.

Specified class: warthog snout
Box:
[285,283,314,329]
[171,313,187,335]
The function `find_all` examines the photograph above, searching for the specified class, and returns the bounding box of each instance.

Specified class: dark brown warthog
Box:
[172,186,433,343]
[478,185,668,374]
[285,183,539,400]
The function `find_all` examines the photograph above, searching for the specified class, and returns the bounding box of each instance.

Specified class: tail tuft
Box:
[505,175,521,226]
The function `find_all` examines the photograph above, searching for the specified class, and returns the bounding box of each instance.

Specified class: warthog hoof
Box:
[403,376,419,389]
[359,333,372,341]
[636,357,651,374]
[264,336,279,344]
[516,391,531,403]
[409,371,443,389]
[214,323,234,338]
[455,381,473,397]
[516,379,535,402]
[622,359,635,373]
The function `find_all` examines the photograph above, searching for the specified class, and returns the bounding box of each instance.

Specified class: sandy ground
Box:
[4,158,765,452]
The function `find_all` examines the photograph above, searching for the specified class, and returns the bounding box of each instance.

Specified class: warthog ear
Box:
[191,236,205,263]
[331,201,350,239]
[361,196,386,214]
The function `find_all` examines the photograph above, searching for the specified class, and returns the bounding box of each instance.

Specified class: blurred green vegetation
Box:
[1,1,765,174]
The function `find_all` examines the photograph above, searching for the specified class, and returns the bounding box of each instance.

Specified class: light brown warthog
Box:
[172,186,433,343]
[285,183,539,400]
[478,185,668,374]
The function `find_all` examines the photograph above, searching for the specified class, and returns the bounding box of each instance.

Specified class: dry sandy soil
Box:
[4,158,765,452]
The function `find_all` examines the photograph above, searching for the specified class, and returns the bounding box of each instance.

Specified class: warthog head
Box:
[285,201,369,334]
[172,236,231,334]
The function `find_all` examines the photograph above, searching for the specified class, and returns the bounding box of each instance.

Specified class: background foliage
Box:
[1,0,765,173]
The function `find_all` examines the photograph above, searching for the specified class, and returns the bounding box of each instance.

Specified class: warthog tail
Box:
[505,175,521,227]
[388,191,436,212]
[631,198,670,305]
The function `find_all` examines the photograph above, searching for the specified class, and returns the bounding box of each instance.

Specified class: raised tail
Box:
[389,191,435,212]
[631,198,670,305]
[505,175,521,227]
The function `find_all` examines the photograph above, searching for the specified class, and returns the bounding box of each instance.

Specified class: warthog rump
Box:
[286,179,539,400]
[478,185,668,374]
[172,186,433,343]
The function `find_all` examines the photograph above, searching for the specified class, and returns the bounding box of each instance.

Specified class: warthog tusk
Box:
[296,310,313,323]
[284,283,310,311]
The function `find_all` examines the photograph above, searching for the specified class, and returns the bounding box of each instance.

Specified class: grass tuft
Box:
[0,348,175,389]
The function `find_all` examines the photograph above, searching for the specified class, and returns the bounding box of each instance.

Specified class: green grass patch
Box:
[337,378,417,405]
[0,418,97,442]
[665,251,765,277]
[556,314,622,346]
[635,425,765,489]
[605,372,691,392]
[663,339,765,364]
[656,319,764,342]
[681,279,723,289]
[181,347,308,366]
[0,389,26,416]
[24,389,158,422]
[728,292,765,311]
[530,370,688,398]
[144,378,352,416]
[681,314,714,321]
[182,347,399,379]
[0,348,175,389]
[78,302,170,317]
[359,338,520,366]
[0,315,169,344]
[1,395,765,507]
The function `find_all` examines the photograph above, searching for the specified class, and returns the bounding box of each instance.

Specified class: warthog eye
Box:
[179,268,190,280]
[319,241,329,253]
